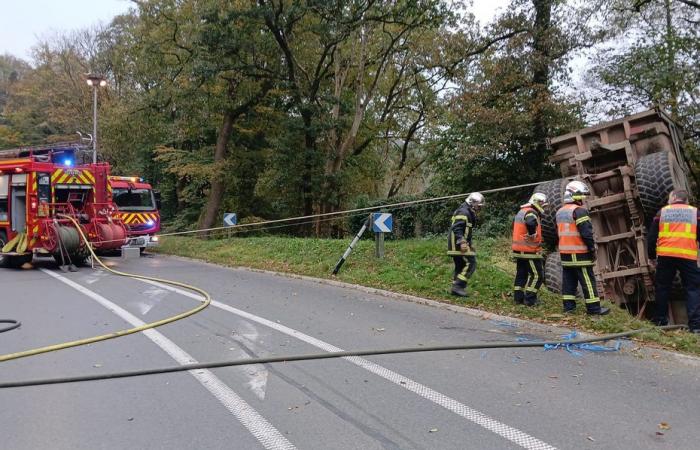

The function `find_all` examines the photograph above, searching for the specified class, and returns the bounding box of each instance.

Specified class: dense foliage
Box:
[0,0,698,237]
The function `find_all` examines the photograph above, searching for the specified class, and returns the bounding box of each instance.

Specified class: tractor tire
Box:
[635,152,686,220]
[544,252,582,298]
[534,179,566,249]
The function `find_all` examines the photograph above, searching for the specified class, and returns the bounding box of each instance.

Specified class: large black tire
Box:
[635,152,685,220]
[7,253,33,269]
[544,252,582,298]
[534,179,566,249]
[0,231,7,268]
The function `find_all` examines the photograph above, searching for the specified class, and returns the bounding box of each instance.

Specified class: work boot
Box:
[563,300,576,314]
[651,317,669,327]
[524,293,538,307]
[514,290,525,305]
[451,280,468,298]
[586,302,610,316]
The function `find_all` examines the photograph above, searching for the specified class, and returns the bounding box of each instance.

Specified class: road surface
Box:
[1,254,698,449]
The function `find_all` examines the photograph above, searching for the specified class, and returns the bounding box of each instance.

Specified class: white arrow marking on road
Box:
[143,278,557,450]
[41,269,296,450]
[373,213,391,232]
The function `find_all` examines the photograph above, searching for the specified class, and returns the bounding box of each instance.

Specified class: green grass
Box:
[156,235,700,356]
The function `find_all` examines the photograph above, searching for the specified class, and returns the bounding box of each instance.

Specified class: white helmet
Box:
[466,192,485,210]
[565,180,590,202]
[528,192,548,213]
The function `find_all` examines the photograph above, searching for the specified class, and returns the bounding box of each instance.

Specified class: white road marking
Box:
[40,269,296,450]
[142,279,557,450]
[131,286,168,315]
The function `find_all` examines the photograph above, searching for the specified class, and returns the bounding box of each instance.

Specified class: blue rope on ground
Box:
[542,331,621,357]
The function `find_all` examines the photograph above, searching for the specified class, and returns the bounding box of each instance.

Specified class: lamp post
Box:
[85,74,107,164]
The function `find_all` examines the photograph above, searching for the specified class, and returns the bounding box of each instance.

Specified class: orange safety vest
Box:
[657,204,698,260]
[556,203,588,254]
[512,206,542,253]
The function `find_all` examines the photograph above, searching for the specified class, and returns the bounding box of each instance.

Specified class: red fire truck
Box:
[108,176,161,251]
[0,144,127,268]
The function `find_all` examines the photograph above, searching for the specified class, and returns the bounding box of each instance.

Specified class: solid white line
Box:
[142,278,557,450]
[40,269,295,450]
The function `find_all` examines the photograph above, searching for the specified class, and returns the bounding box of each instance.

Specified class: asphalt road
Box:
[1,254,698,450]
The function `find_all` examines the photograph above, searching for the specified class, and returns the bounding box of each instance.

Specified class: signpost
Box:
[223,213,237,239]
[371,213,393,258]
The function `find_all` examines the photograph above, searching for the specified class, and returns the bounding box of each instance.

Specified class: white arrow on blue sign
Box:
[371,213,393,233]
[223,213,238,227]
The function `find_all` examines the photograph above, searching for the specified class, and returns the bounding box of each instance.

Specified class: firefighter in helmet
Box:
[512,192,548,306]
[555,180,610,315]
[447,192,484,297]
[647,189,700,333]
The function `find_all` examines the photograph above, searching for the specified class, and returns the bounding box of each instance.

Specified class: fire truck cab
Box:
[0,144,127,268]
[109,176,161,250]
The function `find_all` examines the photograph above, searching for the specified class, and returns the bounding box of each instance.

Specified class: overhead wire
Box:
[156,179,551,238]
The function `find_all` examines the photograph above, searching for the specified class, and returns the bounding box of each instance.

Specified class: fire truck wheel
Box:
[0,231,7,267]
[7,253,32,269]
[533,179,566,250]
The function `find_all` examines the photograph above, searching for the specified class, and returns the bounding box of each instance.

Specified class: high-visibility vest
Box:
[512,206,542,253]
[556,203,588,254]
[657,204,698,260]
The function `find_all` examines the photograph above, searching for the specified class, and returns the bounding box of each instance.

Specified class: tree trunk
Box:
[198,110,234,234]
[530,0,553,180]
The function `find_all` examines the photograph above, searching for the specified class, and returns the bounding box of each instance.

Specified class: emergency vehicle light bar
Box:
[109,176,144,183]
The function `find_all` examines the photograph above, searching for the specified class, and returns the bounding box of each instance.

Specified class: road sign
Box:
[223,213,238,227]
[372,213,392,233]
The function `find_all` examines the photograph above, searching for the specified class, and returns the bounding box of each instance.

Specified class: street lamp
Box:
[85,74,107,164]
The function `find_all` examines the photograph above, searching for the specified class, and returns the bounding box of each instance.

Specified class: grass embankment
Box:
[156,235,700,356]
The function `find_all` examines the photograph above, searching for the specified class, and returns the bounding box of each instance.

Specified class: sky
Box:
[0,0,133,61]
[1,0,510,62]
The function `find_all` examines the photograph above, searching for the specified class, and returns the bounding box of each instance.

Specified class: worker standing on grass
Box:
[511,193,548,306]
[447,192,485,297]
[556,181,610,315]
[647,190,700,334]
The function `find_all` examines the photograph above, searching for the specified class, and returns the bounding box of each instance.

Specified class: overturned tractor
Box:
[535,108,692,323]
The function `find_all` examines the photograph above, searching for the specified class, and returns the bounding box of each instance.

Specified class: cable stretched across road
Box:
[0,325,684,388]
[0,319,20,334]
[155,179,554,238]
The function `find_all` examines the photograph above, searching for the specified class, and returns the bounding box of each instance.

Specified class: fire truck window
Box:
[113,188,156,211]
[0,199,7,222]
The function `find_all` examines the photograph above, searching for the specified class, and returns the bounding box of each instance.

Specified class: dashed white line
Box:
[41,269,295,450]
[142,278,557,450]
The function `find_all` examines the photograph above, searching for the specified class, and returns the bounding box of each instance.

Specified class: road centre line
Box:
[141,277,558,450]
[40,269,295,450]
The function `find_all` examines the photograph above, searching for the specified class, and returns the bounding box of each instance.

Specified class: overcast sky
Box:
[0,0,510,61]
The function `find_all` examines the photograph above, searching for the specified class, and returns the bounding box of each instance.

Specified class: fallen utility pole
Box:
[332,216,370,275]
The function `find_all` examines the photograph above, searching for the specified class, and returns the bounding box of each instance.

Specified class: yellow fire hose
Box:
[0,215,211,363]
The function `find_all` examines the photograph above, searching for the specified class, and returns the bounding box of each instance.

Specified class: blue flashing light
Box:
[62,158,74,167]
[146,219,155,226]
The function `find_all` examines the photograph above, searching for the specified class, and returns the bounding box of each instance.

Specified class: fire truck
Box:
[108,176,161,251]
[0,143,127,268]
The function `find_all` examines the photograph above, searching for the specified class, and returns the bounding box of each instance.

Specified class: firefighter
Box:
[447,192,484,297]
[512,193,548,306]
[556,181,610,315]
[647,190,700,334]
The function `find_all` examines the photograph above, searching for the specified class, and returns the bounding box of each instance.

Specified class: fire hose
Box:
[0,215,211,363]
[0,325,685,388]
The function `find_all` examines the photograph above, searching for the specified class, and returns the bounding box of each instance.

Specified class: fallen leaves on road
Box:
[658,422,671,430]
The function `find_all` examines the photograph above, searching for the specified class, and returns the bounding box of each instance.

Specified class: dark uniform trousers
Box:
[562,264,600,313]
[654,257,700,330]
[453,255,477,286]
[513,258,543,305]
